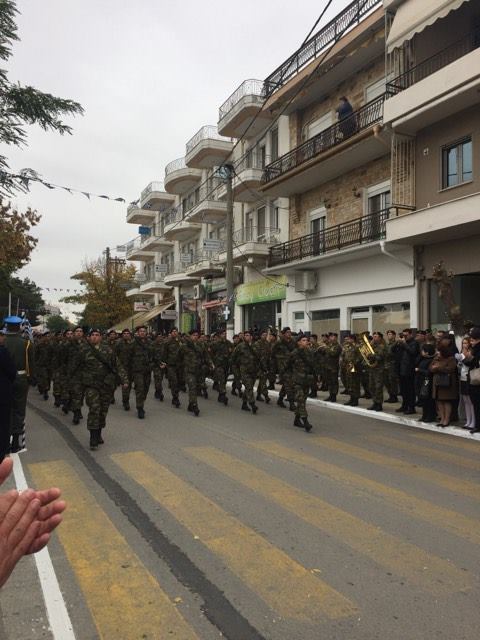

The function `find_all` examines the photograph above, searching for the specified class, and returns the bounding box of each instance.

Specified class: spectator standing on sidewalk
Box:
[456,337,475,430]
[466,327,480,434]
[430,338,458,428]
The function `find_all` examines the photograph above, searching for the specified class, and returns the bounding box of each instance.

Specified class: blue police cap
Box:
[3,316,23,324]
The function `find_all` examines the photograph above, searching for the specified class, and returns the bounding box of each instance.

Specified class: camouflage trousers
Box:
[185,371,199,405]
[36,366,50,394]
[214,365,228,394]
[360,367,370,396]
[167,366,180,399]
[278,370,294,402]
[70,379,85,412]
[60,370,71,405]
[294,382,310,418]
[52,370,63,399]
[153,366,165,393]
[384,365,399,398]
[232,364,242,393]
[324,368,339,396]
[257,369,269,398]
[133,372,151,409]
[85,385,112,431]
[240,370,255,403]
[345,371,360,400]
[121,377,132,405]
[369,368,385,404]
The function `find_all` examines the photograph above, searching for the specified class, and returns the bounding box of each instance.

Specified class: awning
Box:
[109,311,149,333]
[138,300,175,324]
[387,0,470,52]
[202,299,226,310]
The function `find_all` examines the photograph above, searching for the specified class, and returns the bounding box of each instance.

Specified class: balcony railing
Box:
[164,207,182,226]
[190,249,224,264]
[268,210,389,267]
[219,79,264,121]
[262,94,385,184]
[262,0,382,98]
[186,125,229,155]
[140,181,164,202]
[235,148,269,172]
[233,226,280,245]
[386,30,480,97]
[165,157,186,177]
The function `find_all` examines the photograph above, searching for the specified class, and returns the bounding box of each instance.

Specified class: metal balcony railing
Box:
[262,94,385,184]
[262,0,382,98]
[127,203,138,215]
[189,249,224,265]
[140,181,164,203]
[164,207,183,226]
[235,148,270,173]
[165,157,186,177]
[125,237,143,257]
[185,125,230,155]
[268,209,389,267]
[218,79,264,121]
[233,227,281,245]
[386,30,480,97]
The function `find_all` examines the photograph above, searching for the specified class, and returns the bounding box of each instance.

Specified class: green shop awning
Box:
[235,276,287,306]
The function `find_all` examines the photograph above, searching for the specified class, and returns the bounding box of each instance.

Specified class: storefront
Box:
[235,276,287,332]
[204,278,228,333]
[179,286,199,334]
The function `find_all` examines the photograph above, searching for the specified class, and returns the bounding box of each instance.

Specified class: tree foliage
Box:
[0,0,84,195]
[62,256,136,330]
[0,199,41,277]
[45,314,70,333]
[0,273,44,323]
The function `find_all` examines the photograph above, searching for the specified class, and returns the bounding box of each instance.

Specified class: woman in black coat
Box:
[0,336,17,460]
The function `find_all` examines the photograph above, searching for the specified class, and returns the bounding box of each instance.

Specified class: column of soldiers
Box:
[25,322,443,452]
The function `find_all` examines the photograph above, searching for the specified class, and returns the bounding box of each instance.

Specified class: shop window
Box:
[372,303,410,334]
[311,309,340,336]
[442,137,472,189]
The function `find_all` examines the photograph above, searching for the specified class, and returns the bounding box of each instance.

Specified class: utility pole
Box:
[105,246,111,283]
[224,164,235,341]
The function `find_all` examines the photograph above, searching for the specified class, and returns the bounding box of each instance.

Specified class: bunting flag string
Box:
[40,287,82,294]
[1,168,140,205]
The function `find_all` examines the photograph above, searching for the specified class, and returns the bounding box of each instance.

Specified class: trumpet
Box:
[358,333,377,368]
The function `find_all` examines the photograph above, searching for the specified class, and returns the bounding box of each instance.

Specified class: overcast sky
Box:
[3,0,349,318]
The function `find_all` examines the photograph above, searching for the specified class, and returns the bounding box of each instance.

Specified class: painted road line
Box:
[13,454,76,640]
[112,451,356,622]
[406,430,480,452]
[187,447,471,596]
[310,436,480,500]
[29,460,199,640]
[368,434,480,471]
[250,441,480,546]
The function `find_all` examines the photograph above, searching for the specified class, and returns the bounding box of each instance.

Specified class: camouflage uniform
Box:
[78,341,127,433]
[129,336,153,410]
[272,337,295,407]
[368,340,386,408]
[151,336,166,400]
[50,337,63,405]
[341,342,361,405]
[286,344,315,430]
[232,341,258,409]
[231,337,243,396]
[267,334,278,389]
[210,337,232,399]
[180,338,212,411]
[115,337,134,407]
[253,337,271,401]
[34,336,52,398]
[163,335,183,406]
[384,338,399,401]
[59,336,73,408]
[67,338,86,416]
[322,341,342,400]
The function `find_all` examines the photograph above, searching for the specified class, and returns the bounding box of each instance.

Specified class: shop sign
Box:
[203,239,223,251]
[138,226,151,235]
[134,301,151,311]
[161,310,178,320]
[235,275,287,306]
[155,264,168,273]
[181,253,192,264]
[204,277,226,293]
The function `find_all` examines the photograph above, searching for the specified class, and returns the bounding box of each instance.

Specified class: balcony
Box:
[186,251,224,278]
[125,237,156,262]
[164,157,202,195]
[125,284,154,300]
[384,31,480,135]
[140,274,172,294]
[163,207,201,242]
[218,79,273,138]
[185,125,233,169]
[262,0,382,98]
[138,224,174,252]
[188,196,227,224]
[268,210,389,269]
[261,95,387,197]
[126,204,155,225]
[140,182,175,211]
[231,150,266,202]
[218,227,280,265]
[163,262,200,287]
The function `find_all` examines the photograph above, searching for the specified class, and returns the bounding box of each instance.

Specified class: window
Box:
[442,137,472,189]
[372,303,410,335]
[365,77,386,103]
[311,309,340,335]
[304,112,333,140]
[257,206,266,239]
[270,205,279,231]
[309,206,326,234]
[259,145,266,168]
[366,181,391,214]
[271,128,279,161]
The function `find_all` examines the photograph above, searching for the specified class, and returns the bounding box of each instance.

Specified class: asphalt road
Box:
[1,385,479,640]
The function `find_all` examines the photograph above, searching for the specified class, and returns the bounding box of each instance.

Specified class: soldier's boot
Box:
[268,382,275,390]
[98,430,105,445]
[293,415,303,428]
[256,393,264,402]
[61,402,70,414]
[367,402,383,412]
[89,430,100,451]
[123,401,130,411]
[374,403,383,411]
[250,402,258,415]
[361,392,372,399]
[72,410,81,425]
[384,395,398,403]
[288,401,296,412]
[203,389,209,399]
[231,384,238,396]
[154,389,164,401]
[349,398,359,407]
[187,402,193,412]
[137,407,145,419]
[264,394,271,404]
[212,381,219,391]
[277,397,286,408]
[344,397,353,406]
[172,395,180,408]
[309,389,318,398]
[192,404,200,417]
[302,417,313,432]
[326,394,337,403]
[43,392,49,401]
[54,396,61,407]
[241,399,251,412]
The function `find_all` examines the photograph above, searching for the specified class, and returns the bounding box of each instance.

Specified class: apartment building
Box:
[261,0,417,335]
[384,0,480,330]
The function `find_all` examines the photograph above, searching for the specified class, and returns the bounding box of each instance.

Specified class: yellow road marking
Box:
[29,461,199,640]
[369,434,480,471]
[112,451,356,621]
[408,430,480,453]
[251,440,480,546]
[310,436,480,500]
[187,447,471,596]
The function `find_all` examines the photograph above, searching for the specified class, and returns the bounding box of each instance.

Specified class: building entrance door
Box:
[351,308,370,334]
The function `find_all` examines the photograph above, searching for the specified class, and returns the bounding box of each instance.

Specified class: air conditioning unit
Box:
[193,284,205,300]
[294,271,317,293]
